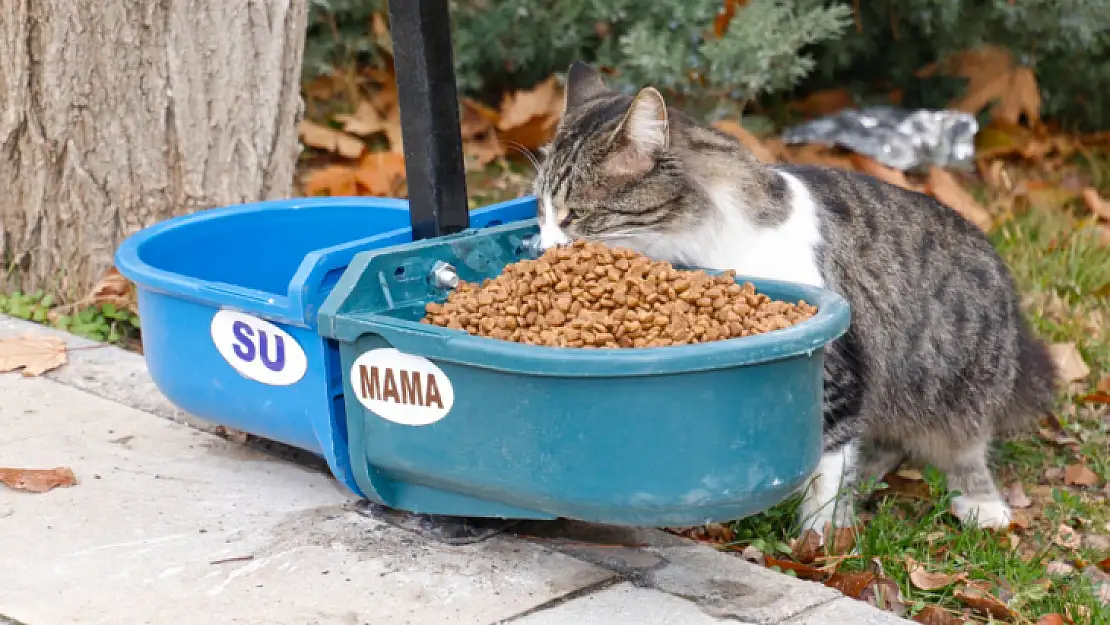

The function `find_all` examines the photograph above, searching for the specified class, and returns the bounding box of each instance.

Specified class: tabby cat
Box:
[533,62,1057,537]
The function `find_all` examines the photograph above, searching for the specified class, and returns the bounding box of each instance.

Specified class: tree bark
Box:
[0,0,308,300]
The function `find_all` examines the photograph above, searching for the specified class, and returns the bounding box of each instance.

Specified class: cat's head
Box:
[532,62,710,250]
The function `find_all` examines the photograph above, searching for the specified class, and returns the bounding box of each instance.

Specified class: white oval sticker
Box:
[210,310,308,386]
[349,348,455,426]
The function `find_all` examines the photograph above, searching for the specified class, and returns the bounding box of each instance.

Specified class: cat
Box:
[532,62,1058,538]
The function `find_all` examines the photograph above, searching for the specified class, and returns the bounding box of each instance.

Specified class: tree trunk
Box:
[0,0,308,301]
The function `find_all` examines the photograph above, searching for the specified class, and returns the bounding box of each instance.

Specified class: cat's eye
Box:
[559,210,576,228]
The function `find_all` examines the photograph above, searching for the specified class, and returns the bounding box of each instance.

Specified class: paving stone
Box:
[509,583,726,625]
[644,543,844,624]
[0,374,614,625]
[782,598,914,624]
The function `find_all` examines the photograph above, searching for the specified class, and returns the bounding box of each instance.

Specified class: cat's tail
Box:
[998,316,1059,438]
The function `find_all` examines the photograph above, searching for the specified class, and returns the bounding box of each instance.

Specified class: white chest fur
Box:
[628,171,826,288]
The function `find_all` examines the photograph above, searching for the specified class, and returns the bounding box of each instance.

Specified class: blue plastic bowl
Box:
[318,220,851,525]
[114,196,537,492]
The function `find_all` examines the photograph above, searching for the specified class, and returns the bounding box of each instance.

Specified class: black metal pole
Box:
[387,0,470,240]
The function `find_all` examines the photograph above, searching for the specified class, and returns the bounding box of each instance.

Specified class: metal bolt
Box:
[521,234,543,259]
[430,260,459,289]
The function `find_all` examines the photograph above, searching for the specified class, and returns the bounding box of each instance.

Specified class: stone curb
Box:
[0,315,913,624]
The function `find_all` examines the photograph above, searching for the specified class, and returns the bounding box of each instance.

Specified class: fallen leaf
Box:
[779,143,857,171]
[703,522,734,543]
[1099,557,1110,573]
[741,545,765,566]
[1035,614,1066,625]
[1082,188,1110,221]
[922,46,1041,127]
[823,525,858,556]
[0,334,68,376]
[1046,560,1076,576]
[334,100,387,137]
[850,154,917,191]
[84,267,137,313]
[926,167,993,231]
[303,165,358,197]
[298,120,365,159]
[825,571,875,598]
[792,529,822,564]
[713,120,776,164]
[1078,391,1110,405]
[463,131,506,170]
[384,107,404,154]
[0,466,77,493]
[1007,482,1033,509]
[1054,524,1082,550]
[354,151,407,197]
[906,557,964,590]
[460,98,499,140]
[859,577,908,617]
[1049,343,1090,382]
[1065,464,1100,487]
[764,556,824,580]
[498,76,561,132]
[913,605,964,625]
[877,471,933,501]
[896,468,925,481]
[954,584,1014,620]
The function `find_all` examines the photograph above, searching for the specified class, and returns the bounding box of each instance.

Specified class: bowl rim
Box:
[320,221,852,377]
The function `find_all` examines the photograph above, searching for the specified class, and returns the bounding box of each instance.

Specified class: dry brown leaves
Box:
[713,120,777,164]
[301,65,566,196]
[912,605,964,625]
[1064,464,1100,487]
[1082,188,1110,222]
[0,334,68,376]
[906,557,965,591]
[953,583,1015,620]
[1049,343,1091,383]
[0,466,77,493]
[925,167,994,231]
[919,45,1042,127]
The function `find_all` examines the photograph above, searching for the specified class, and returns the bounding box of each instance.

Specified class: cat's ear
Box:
[564,62,606,109]
[615,87,669,154]
[603,87,668,176]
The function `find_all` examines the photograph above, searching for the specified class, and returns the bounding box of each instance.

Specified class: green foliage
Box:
[0,290,140,346]
[0,290,54,324]
[304,0,389,79]
[610,0,852,103]
[304,0,1110,130]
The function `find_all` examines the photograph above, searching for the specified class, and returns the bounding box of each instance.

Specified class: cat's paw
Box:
[951,495,1012,529]
[797,505,855,543]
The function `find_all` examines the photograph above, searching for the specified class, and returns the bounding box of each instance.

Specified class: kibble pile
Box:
[421,240,817,348]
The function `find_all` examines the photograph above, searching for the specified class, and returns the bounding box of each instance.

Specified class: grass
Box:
[721,206,1110,623]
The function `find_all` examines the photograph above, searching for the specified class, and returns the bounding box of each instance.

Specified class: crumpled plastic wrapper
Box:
[781,107,979,172]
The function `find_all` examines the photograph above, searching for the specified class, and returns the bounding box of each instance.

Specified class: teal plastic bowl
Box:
[318,219,850,526]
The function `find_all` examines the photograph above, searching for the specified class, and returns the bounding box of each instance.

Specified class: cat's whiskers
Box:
[502,140,541,173]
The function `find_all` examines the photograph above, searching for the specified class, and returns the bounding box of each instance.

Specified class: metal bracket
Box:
[387,0,470,240]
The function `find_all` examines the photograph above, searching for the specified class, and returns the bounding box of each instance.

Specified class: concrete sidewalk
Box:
[0,316,911,625]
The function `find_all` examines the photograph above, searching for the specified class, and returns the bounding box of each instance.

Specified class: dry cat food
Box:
[421,240,817,348]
